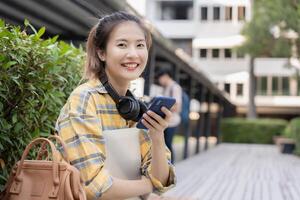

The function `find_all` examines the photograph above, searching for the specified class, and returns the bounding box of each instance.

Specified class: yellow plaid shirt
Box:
[55,79,176,200]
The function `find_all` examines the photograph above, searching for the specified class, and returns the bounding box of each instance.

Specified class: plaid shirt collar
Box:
[88,78,108,94]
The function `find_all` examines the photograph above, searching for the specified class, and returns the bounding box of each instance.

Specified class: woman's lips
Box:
[122,63,139,71]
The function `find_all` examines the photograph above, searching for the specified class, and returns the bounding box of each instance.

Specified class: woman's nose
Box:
[126,46,139,58]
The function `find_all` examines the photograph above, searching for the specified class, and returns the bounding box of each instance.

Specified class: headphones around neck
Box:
[99,73,147,122]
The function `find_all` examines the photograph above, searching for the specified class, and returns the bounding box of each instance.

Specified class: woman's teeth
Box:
[123,63,138,69]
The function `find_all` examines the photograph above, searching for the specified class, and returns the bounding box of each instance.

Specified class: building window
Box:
[161,1,193,20]
[236,50,245,58]
[213,7,220,20]
[271,76,290,96]
[272,77,279,95]
[199,49,207,58]
[224,83,231,94]
[236,83,243,96]
[224,49,232,58]
[225,6,232,21]
[282,77,290,95]
[200,7,208,20]
[256,76,268,95]
[212,49,219,58]
[238,6,246,21]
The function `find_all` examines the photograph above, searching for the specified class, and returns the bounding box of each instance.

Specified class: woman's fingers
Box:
[142,107,172,130]
[141,119,155,131]
[145,111,163,123]
[143,113,161,129]
[161,107,173,122]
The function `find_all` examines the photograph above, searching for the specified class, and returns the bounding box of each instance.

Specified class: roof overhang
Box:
[193,35,246,48]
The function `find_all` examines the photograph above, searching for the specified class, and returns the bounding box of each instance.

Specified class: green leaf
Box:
[0,19,4,28]
[51,35,59,43]
[40,131,49,137]
[0,94,8,101]
[0,55,6,62]
[12,114,17,124]
[0,174,7,182]
[36,27,45,39]
[0,134,13,145]
[14,122,23,133]
[3,123,12,130]
[31,128,40,138]
[3,61,17,69]
[11,76,21,87]
[24,19,29,26]
[24,19,37,34]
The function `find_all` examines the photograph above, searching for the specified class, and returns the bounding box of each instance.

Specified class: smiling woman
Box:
[55,11,176,200]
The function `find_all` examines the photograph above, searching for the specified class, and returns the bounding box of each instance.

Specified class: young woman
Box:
[55,12,176,200]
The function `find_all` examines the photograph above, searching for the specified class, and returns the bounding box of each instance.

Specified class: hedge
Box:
[0,20,84,190]
[221,118,288,144]
[284,117,300,155]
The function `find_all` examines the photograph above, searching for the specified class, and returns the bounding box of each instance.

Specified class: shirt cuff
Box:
[144,163,176,194]
[85,168,113,200]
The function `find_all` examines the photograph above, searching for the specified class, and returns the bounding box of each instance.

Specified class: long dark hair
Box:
[84,11,152,79]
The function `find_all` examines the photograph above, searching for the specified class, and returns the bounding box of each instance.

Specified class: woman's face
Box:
[99,21,148,84]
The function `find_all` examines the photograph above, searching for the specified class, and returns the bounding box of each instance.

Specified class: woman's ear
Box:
[97,50,106,62]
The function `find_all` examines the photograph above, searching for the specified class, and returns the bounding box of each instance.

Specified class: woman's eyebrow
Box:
[115,39,127,42]
[115,39,146,42]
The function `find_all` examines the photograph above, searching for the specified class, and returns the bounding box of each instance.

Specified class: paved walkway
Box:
[172,136,217,163]
[161,143,300,200]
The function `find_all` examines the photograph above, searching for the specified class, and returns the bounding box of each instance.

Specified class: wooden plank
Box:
[163,143,300,200]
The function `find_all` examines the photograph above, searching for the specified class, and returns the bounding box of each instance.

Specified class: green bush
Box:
[283,117,300,139]
[0,20,84,190]
[221,118,288,144]
[284,117,300,155]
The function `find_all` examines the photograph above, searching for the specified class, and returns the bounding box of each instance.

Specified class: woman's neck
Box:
[105,73,129,96]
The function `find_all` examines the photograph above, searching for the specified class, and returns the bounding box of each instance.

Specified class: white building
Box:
[145,0,300,118]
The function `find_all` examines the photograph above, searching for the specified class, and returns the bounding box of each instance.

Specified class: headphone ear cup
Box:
[117,96,140,121]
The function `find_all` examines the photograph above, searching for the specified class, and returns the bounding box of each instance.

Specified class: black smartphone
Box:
[136,96,176,129]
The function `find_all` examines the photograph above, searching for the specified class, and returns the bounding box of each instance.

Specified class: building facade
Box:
[145,0,300,119]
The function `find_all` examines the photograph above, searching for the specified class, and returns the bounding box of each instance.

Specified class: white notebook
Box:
[103,128,144,200]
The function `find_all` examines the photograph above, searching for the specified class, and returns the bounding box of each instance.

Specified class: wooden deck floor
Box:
[162,143,300,200]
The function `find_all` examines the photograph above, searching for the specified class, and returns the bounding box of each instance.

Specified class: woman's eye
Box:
[137,43,145,48]
[117,43,126,47]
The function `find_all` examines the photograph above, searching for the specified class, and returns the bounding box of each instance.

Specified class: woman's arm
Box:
[150,137,170,186]
[141,107,174,186]
[100,176,152,200]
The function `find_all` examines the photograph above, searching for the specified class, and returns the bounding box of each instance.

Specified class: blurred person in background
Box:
[156,69,182,163]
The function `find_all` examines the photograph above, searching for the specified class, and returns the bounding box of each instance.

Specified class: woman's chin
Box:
[122,71,143,80]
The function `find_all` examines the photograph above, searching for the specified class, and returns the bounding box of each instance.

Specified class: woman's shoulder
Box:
[70,79,107,97]
[65,79,108,109]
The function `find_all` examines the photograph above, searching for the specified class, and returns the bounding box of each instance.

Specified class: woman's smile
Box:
[122,62,140,71]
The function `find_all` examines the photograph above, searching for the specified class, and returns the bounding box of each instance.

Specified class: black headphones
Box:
[99,73,147,122]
